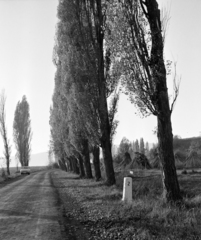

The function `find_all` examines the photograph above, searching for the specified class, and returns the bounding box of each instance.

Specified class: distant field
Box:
[10,166,47,174]
[115,168,201,178]
[0,166,48,182]
[113,168,201,200]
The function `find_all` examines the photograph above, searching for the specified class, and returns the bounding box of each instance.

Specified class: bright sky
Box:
[0,0,57,159]
[0,0,201,165]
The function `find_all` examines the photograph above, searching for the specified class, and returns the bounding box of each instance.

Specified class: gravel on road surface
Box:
[0,170,72,240]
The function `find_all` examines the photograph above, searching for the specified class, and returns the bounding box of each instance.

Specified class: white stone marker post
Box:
[122,177,132,203]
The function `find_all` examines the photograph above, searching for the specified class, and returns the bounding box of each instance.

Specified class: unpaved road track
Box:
[0,170,68,240]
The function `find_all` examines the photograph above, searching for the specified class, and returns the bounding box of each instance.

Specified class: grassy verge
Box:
[52,169,201,240]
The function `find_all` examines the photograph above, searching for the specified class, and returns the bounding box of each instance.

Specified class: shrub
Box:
[48,162,59,169]
[1,167,7,179]
[113,154,122,164]
[174,149,187,162]
[181,169,187,174]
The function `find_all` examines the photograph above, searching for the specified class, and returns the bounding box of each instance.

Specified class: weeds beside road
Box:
[51,169,201,240]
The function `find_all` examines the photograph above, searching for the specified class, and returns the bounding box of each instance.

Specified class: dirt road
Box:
[0,170,68,240]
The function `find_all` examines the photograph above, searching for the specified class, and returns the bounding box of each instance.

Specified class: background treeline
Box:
[112,136,201,171]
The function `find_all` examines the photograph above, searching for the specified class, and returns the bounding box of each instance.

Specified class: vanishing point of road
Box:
[0,171,68,240]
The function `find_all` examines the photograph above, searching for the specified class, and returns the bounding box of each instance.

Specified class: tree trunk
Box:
[82,139,93,178]
[75,0,115,184]
[5,140,10,175]
[92,146,101,181]
[58,159,67,171]
[101,140,115,185]
[71,157,80,174]
[61,156,67,172]
[99,86,116,185]
[6,157,10,175]
[78,154,85,178]
[157,95,182,202]
[145,0,182,202]
[65,159,70,171]
[63,155,69,172]
[69,157,73,171]
[74,158,80,174]
[6,164,10,175]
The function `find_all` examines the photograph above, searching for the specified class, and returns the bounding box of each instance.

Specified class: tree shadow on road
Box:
[58,176,80,180]
[0,209,58,222]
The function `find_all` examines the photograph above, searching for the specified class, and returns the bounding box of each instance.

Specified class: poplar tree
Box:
[145,142,149,155]
[118,137,131,157]
[140,138,145,154]
[13,96,32,166]
[135,140,140,153]
[107,0,181,201]
[0,90,11,175]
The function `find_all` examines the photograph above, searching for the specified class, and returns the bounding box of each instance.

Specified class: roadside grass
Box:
[54,169,201,239]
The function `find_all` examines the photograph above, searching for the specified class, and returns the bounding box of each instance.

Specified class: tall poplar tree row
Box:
[50,0,120,185]
[49,72,69,172]
[50,4,98,177]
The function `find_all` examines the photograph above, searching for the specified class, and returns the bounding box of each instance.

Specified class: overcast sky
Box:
[0,0,201,166]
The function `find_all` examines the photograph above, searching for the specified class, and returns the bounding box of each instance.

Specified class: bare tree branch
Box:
[170,63,181,114]
[161,4,171,45]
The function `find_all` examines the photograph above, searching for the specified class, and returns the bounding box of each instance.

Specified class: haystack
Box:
[151,156,161,169]
[151,153,183,169]
[174,150,186,162]
[174,156,184,169]
[131,152,152,169]
[118,152,132,168]
[125,158,140,170]
[185,150,201,169]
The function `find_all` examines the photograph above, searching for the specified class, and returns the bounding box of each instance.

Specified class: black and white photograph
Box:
[0,0,201,239]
